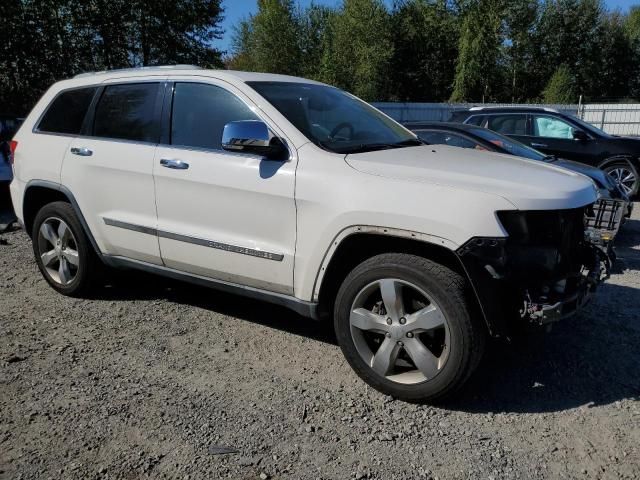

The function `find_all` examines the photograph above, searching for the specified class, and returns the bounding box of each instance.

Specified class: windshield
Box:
[469,127,547,161]
[567,114,611,138]
[247,81,419,154]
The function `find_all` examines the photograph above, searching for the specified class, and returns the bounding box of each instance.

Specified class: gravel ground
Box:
[1,206,639,480]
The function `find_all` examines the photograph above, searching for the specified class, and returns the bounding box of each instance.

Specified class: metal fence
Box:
[372,102,640,136]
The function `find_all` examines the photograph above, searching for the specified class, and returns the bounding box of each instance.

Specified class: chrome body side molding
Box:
[103,217,285,261]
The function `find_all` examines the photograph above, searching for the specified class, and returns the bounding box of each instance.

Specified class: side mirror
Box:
[221,120,288,160]
[573,130,588,141]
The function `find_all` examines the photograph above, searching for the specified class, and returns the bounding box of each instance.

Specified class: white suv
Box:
[9,66,607,402]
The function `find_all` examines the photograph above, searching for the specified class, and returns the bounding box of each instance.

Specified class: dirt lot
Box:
[1,206,639,480]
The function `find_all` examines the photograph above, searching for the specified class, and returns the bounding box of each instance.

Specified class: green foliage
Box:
[450,0,504,102]
[389,0,459,101]
[320,0,394,101]
[0,0,224,115]
[542,65,577,103]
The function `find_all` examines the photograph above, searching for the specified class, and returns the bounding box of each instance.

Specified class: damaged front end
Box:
[457,205,611,337]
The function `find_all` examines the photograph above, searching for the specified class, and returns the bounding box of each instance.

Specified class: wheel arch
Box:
[23,180,102,257]
[314,228,495,335]
[597,154,638,170]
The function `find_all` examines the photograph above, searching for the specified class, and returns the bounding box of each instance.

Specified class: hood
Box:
[345,145,598,211]
[550,158,625,199]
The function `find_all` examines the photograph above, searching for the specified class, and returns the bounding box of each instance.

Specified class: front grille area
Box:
[586,199,624,233]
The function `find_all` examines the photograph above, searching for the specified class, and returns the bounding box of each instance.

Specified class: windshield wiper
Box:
[542,154,557,162]
[336,138,424,154]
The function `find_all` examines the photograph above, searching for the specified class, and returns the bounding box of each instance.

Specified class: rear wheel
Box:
[32,201,101,296]
[334,253,485,403]
[603,160,638,197]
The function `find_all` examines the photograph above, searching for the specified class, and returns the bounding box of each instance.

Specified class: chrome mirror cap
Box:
[222,120,271,151]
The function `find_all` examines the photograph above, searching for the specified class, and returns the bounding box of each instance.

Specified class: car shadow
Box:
[614,217,640,272]
[94,270,336,345]
[94,269,640,413]
[449,281,640,413]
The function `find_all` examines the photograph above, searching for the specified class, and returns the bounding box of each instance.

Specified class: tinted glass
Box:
[248,82,418,154]
[470,127,546,160]
[94,83,160,142]
[171,83,259,150]
[416,130,481,149]
[465,115,484,126]
[38,87,96,135]
[487,114,528,135]
[532,115,575,139]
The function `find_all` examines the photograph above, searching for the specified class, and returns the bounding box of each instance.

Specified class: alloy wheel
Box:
[349,278,450,385]
[37,217,80,286]
[606,166,637,196]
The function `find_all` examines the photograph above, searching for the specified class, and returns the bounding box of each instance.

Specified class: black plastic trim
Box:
[103,255,319,319]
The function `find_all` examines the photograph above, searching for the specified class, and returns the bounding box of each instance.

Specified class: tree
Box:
[542,65,577,103]
[450,0,504,102]
[322,0,394,100]
[534,0,603,100]
[248,0,302,75]
[0,0,225,115]
[298,4,336,80]
[503,0,539,102]
[389,0,459,102]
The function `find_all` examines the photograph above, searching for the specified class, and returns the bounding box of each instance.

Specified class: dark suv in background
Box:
[449,106,640,197]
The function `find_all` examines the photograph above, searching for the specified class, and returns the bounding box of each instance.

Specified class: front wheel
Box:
[603,160,639,198]
[334,253,485,403]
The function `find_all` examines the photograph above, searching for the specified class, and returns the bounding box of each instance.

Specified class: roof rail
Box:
[468,105,561,113]
[74,65,202,78]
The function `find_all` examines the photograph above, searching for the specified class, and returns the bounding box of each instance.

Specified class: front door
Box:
[528,113,598,164]
[153,80,297,294]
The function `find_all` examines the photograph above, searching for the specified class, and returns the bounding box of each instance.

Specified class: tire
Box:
[334,253,485,403]
[602,159,639,198]
[32,201,101,297]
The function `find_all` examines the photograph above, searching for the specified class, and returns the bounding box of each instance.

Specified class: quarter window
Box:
[38,87,97,135]
[486,115,528,136]
[532,115,575,139]
[93,83,160,142]
[171,83,259,150]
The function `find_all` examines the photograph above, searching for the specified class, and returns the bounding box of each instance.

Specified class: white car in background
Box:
[9,67,609,402]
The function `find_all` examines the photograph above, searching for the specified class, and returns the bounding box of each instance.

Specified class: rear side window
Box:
[37,87,96,135]
[170,83,259,150]
[93,83,160,142]
[487,114,528,135]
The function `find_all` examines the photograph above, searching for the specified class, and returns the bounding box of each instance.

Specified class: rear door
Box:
[61,80,165,264]
[483,114,530,145]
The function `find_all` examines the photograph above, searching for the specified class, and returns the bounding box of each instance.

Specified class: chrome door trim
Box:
[102,217,284,261]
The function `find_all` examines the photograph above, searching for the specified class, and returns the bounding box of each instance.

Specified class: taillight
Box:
[9,140,18,165]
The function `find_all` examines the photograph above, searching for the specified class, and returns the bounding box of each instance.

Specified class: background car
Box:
[448,106,640,198]
[0,115,22,231]
[406,121,629,248]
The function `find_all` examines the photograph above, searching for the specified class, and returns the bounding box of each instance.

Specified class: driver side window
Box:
[171,83,259,151]
[532,115,576,139]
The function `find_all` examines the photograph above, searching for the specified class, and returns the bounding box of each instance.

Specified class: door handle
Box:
[160,159,189,170]
[70,147,93,157]
[531,143,548,148]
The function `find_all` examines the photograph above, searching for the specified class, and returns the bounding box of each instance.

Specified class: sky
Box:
[217,0,638,54]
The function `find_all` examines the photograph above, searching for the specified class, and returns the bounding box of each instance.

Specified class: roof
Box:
[403,121,481,131]
[71,65,325,85]
[464,106,561,113]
